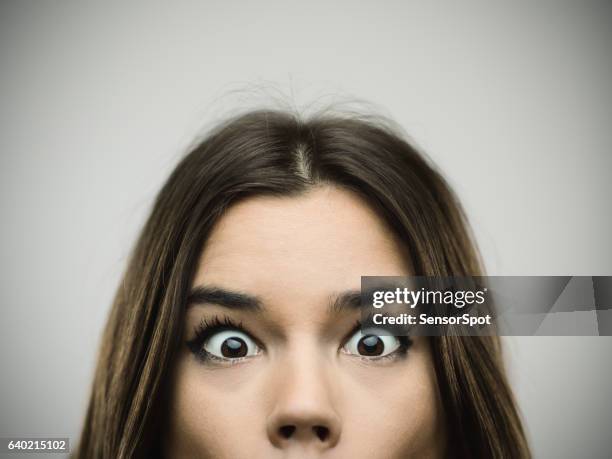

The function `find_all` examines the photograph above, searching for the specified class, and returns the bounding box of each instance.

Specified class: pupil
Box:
[358,335,384,356]
[221,337,247,358]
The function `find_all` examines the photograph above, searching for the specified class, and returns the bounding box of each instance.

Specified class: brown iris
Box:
[220,337,248,358]
[357,335,384,356]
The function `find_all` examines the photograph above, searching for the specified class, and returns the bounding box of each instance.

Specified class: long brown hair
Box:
[75,109,530,458]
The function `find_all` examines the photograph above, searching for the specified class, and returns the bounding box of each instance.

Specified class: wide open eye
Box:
[204,330,260,359]
[342,328,402,357]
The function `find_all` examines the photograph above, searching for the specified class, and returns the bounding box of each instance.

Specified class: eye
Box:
[204,330,260,359]
[342,328,403,357]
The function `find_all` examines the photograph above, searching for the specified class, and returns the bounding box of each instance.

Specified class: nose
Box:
[267,405,341,450]
[266,348,342,450]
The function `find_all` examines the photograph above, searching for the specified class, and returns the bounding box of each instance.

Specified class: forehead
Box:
[192,186,411,313]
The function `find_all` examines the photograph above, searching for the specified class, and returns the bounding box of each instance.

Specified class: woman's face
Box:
[165,186,445,458]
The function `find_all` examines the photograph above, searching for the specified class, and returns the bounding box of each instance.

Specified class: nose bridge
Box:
[266,335,342,449]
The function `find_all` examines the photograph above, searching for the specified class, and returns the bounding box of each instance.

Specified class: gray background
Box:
[1,1,611,457]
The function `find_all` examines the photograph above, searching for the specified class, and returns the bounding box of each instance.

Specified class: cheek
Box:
[339,343,443,457]
[164,356,268,459]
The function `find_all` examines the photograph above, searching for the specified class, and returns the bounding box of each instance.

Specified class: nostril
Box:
[279,425,296,439]
[313,425,330,442]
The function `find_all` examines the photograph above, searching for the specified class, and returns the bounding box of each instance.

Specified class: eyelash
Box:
[185,316,413,365]
[186,315,259,364]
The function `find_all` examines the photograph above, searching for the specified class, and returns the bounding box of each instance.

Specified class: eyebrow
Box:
[186,285,263,311]
[186,285,375,313]
[328,286,395,314]
[328,289,362,314]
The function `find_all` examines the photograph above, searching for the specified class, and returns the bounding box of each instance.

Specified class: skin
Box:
[164,185,446,458]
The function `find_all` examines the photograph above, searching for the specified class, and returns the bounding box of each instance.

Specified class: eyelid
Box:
[193,316,261,345]
[343,330,400,356]
[340,321,412,360]
[204,329,261,359]
[186,315,265,363]
[340,320,363,347]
